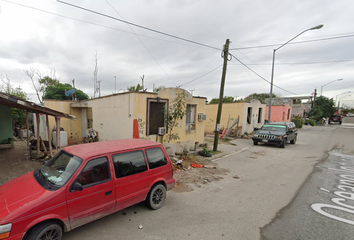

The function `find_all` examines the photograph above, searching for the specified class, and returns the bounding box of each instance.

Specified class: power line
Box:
[231,34,354,50]
[229,52,298,95]
[56,0,221,51]
[229,59,354,66]
[0,0,216,50]
[177,65,222,87]
[104,0,177,87]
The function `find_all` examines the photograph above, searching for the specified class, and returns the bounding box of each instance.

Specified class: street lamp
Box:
[320,78,343,96]
[268,24,324,121]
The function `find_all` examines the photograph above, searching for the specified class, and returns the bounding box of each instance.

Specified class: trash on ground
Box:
[191,163,203,168]
[204,165,216,169]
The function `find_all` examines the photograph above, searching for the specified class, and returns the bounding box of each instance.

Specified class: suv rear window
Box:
[145,147,167,169]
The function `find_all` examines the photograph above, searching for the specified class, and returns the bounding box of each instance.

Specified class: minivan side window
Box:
[145,147,167,169]
[113,151,147,178]
[77,157,110,186]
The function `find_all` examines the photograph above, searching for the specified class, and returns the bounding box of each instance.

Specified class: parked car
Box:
[0,139,175,240]
[328,115,342,124]
[346,113,354,117]
[252,122,297,148]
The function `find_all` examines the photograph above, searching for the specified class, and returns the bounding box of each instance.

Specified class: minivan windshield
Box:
[39,150,83,187]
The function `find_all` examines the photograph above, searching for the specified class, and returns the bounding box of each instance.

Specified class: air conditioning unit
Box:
[158,127,166,135]
[198,113,207,121]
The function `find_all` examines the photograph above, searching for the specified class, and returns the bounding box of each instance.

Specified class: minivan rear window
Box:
[112,151,148,178]
[145,147,167,169]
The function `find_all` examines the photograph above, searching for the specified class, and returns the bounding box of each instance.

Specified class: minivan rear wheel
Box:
[146,184,166,210]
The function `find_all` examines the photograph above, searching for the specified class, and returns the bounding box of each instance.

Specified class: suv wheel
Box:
[146,184,166,210]
[280,140,285,148]
[253,141,258,145]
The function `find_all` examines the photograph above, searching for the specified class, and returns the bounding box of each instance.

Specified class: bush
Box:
[291,116,304,129]
[305,118,316,126]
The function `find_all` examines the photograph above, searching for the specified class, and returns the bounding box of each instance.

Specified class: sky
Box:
[0,0,353,107]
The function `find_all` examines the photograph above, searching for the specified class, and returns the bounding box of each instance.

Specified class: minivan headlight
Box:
[0,223,12,239]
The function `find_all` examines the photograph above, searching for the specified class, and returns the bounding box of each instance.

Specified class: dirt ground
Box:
[0,140,230,192]
[0,140,44,185]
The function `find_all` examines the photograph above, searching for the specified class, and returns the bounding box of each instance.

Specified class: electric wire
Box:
[104,0,177,87]
[177,65,222,87]
[56,0,221,51]
[230,34,354,50]
[0,0,213,50]
[229,52,298,95]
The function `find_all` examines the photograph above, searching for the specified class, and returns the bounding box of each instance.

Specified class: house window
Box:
[287,109,290,120]
[186,104,196,131]
[258,108,262,123]
[146,98,168,135]
[247,107,252,124]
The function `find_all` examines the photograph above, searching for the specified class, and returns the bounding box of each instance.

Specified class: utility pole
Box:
[98,80,102,97]
[312,88,317,108]
[140,75,145,91]
[213,39,230,152]
[115,76,116,93]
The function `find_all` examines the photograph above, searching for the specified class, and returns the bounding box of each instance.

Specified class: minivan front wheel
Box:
[25,222,62,240]
[146,184,166,210]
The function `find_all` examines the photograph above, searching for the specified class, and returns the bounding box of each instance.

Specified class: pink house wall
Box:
[265,104,292,122]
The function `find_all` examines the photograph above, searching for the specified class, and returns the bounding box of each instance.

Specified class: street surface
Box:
[63,118,354,240]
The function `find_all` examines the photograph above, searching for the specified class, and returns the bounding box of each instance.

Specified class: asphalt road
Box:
[261,118,354,240]
[63,119,354,240]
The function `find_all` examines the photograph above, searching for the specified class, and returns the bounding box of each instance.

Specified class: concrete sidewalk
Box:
[200,136,252,161]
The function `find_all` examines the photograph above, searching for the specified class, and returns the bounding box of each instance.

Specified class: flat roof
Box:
[63,139,162,159]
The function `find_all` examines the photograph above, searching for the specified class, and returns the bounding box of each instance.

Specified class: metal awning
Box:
[0,92,76,120]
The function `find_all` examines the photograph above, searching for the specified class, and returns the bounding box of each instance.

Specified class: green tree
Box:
[127,83,143,92]
[154,85,165,92]
[43,83,89,100]
[1,75,28,128]
[244,93,277,103]
[209,96,235,104]
[164,91,186,143]
[309,96,336,119]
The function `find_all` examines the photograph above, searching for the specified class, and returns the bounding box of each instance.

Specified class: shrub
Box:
[305,118,316,126]
[292,116,304,129]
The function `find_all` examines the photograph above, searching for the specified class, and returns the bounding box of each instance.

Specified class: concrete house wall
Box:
[265,103,292,122]
[44,88,206,144]
[205,99,265,135]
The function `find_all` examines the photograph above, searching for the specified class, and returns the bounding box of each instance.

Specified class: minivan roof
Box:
[63,139,162,159]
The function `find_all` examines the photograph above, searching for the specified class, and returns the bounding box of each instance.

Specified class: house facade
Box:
[43,88,207,145]
[205,99,266,135]
[265,103,292,122]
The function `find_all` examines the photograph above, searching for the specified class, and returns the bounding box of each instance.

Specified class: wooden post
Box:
[36,113,40,155]
[46,114,53,156]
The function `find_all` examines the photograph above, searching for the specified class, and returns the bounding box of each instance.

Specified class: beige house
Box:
[205,99,266,135]
[43,88,207,145]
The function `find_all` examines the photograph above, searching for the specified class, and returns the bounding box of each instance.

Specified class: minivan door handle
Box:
[105,191,112,196]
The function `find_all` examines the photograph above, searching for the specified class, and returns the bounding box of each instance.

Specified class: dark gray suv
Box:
[252,122,297,148]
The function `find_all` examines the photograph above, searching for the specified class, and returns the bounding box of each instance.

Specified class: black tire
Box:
[339,122,342,125]
[146,184,166,210]
[25,222,62,240]
[290,136,297,144]
[253,141,258,145]
[280,140,285,148]
[328,121,331,124]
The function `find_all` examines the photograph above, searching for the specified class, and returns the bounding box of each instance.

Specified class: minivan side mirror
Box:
[71,182,83,192]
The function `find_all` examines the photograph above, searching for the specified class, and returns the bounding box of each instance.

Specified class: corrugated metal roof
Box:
[0,92,76,120]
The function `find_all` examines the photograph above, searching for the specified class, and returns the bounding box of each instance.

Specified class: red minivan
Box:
[0,139,175,240]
